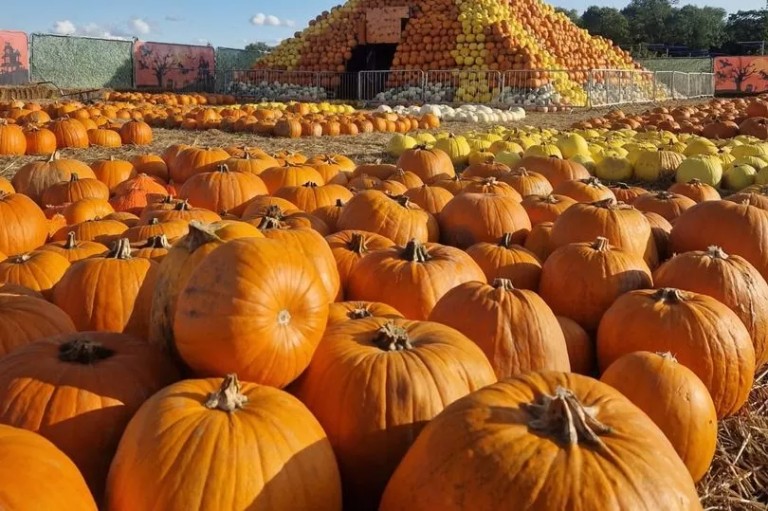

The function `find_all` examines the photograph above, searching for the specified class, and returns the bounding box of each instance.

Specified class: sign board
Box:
[365,7,409,44]
[714,56,768,95]
[0,31,29,85]
[134,41,215,91]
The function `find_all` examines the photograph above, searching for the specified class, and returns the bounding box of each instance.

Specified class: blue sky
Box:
[2,0,763,49]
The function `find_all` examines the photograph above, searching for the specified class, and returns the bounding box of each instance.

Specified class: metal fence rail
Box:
[220,68,717,108]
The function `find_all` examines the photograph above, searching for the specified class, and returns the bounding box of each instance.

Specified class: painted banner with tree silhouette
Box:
[0,31,29,85]
[714,56,768,95]
[133,41,215,92]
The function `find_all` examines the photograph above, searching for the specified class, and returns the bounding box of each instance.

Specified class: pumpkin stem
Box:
[58,339,115,364]
[63,231,78,249]
[592,198,618,209]
[498,233,514,248]
[402,239,431,262]
[591,237,610,251]
[687,178,702,185]
[392,195,411,208]
[482,177,498,185]
[541,194,559,204]
[142,234,171,249]
[149,217,160,226]
[654,190,674,200]
[204,374,248,413]
[706,246,729,260]
[69,173,80,182]
[515,167,530,176]
[334,199,345,207]
[658,351,678,362]
[614,182,630,190]
[492,278,515,290]
[348,306,374,320]
[348,232,368,255]
[257,205,285,230]
[10,253,32,264]
[302,181,318,188]
[106,238,133,259]
[215,163,230,173]
[184,221,222,251]
[524,386,612,450]
[374,322,412,351]
[173,200,191,211]
[652,288,686,303]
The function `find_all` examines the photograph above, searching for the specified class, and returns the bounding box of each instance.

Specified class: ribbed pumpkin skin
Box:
[292,318,495,511]
[326,301,404,326]
[597,289,755,418]
[106,377,342,511]
[148,223,243,354]
[379,371,701,511]
[539,238,653,331]
[439,192,531,249]
[0,192,49,256]
[0,293,76,357]
[0,332,178,502]
[557,315,595,375]
[600,352,717,483]
[465,238,542,290]
[52,246,158,335]
[337,190,438,246]
[653,247,768,368]
[325,230,395,292]
[0,250,70,297]
[670,200,768,279]
[0,424,98,511]
[173,237,329,388]
[429,281,570,378]
[551,199,658,268]
[347,241,486,320]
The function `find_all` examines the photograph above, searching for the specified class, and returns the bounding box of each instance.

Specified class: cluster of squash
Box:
[389,117,768,191]
[0,129,766,509]
[103,91,238,106]
[575,96,768,139]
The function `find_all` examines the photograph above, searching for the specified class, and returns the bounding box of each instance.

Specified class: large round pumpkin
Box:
[597,288,755,418]
[403,184,454,215]
[347,240,486,320]
[439,192,531,249]
[0,331,178,501]
[653,246,768,368]
[601,351,717,483]
[551,198,658,268]
[337,190,438,246]
[0,293,76,357]
[670,199,768,279]
[178,163,268,216]
[0,249,70,297]
[325,230,395,293]
[0,192,49,256]
[148,221,262,356]
[552,176,616,203]
[173,237,329,388]
[274,181,353,213]
[52,238,158,336]
[539,236,652,331]
[513,155,590,187]
[0,424,97,510]
[106,374,342,511]
[633,191,696,222]
[379,371,701,511]
[520,193,576,226]
[429,279,569,378]
[12,152,95,204]
[292,318,494,510]
[396,146,455,182]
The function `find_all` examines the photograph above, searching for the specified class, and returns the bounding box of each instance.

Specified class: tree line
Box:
[555,0,768,56]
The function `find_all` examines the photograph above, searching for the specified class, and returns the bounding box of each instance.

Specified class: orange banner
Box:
[715,56,768,95]
[0,31,29,85]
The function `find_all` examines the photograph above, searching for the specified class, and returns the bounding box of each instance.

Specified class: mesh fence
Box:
[30,34,133,89]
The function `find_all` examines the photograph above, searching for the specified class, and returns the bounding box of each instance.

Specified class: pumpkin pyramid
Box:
[255,0,645,106]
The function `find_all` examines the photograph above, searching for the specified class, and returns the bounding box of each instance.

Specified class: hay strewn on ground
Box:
[1,97,766,509]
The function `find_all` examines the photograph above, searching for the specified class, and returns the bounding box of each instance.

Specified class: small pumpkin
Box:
[439,192,531,249]
[327,301,404,326]
[40,231,107,262]
[178,163,268,215]
[0,250,70,298]
[465,233,542,289]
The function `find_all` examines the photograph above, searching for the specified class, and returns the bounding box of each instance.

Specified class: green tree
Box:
[245,42,273,55]
[621,0,676,45]
[667,5,726,49]
[581,7,631,47]
[725,10,768,49]
[555,7,582,26]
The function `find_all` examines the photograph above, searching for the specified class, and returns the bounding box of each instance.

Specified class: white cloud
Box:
[197,38,209,45]
[130,18,151,35]
[52,20,76,35]
[50,18,152,40]
[250,13,294,27]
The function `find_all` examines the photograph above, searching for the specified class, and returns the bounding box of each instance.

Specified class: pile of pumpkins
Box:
[0,132,766,509]
[0,99,438,151]
[378,103,526,123]
[386,121,768,192]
